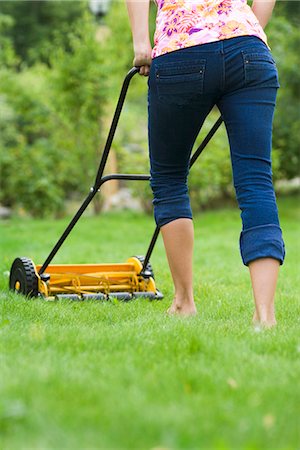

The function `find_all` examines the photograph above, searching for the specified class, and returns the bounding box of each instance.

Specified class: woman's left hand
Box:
[133,42,152,76]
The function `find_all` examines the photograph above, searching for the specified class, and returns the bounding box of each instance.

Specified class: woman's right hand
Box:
[133,42,152,76]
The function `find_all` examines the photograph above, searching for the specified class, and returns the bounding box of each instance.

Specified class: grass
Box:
[0,195,299,449]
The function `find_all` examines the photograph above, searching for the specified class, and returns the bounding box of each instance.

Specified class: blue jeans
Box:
[147,35,285,266]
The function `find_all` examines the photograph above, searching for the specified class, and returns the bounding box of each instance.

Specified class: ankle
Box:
[256,304,275,321]
[174,293,194,306]
[253,307,276,327]
[168,299,197,316]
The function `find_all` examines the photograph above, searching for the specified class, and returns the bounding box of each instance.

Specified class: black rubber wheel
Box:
[134,255,155,280]
[9,257,39,297]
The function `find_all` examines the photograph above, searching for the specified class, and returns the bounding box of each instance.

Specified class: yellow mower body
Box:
[9,256,162,301]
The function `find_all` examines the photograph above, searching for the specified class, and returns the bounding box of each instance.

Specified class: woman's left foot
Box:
[167,300,197,316]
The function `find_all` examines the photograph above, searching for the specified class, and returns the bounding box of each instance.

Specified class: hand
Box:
[133,43,152,76]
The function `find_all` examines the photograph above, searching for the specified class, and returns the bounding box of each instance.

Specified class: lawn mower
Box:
[9,67,223,301]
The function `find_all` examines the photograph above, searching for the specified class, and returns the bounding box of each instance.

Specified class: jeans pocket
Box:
[154,59,206,105]
[241,49,280,88]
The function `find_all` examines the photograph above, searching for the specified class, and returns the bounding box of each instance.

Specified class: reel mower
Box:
[9,67,223,301]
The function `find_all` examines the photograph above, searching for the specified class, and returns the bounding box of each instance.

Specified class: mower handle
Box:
[38,66,223,276]
[38,66,141,275]
[93,66,140,189]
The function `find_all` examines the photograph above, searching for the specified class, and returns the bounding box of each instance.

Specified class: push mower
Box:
[9,67,224,301]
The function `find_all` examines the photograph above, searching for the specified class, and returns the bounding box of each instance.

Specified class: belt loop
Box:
[220,39,224,55]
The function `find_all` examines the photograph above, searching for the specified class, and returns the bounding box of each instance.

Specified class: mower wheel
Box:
[134,255,155,280]
[9,257,39,298]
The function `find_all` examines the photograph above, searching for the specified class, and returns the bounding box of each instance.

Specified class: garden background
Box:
[0,1,299,449]
[0,0,299,217]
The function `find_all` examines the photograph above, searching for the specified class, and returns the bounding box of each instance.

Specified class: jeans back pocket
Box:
[241,49,280,89]
[154,59,206,106]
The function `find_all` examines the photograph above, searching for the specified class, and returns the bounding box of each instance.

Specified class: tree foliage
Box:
[0,0,87,65]
[0,12,108,216]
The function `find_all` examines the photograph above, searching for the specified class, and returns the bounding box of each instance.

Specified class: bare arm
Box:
[251,0,276,29]
[125,0,152,76]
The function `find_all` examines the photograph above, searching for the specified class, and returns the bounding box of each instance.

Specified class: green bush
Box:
[0,13,18,68]
[0,68,64,216]
[267,16,300,179]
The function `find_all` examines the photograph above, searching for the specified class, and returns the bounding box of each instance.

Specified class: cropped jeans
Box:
[147,35,285,266]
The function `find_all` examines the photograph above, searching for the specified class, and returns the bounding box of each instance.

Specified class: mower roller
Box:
[9,67,223,301]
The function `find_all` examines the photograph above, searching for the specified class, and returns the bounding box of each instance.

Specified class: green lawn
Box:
[1,196,299,449]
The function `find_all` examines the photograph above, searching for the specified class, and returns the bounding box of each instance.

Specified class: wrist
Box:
[133,39,152,52]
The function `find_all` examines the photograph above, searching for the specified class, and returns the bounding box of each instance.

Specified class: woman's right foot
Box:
[252,310,277,328]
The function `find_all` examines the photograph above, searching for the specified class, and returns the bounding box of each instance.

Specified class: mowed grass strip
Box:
[0,195,299,449]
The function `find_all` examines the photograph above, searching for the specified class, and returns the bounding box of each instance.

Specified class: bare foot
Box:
[167,300,197,317]
[252,310,259,325]
[252,310,277,329]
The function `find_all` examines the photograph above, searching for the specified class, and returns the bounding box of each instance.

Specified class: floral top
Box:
[152,0,270,59]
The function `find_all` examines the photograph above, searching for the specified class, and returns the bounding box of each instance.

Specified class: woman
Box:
[125,0,285,327]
